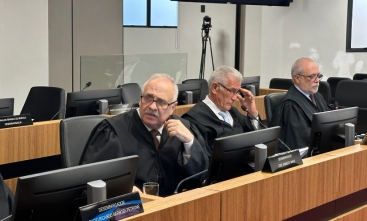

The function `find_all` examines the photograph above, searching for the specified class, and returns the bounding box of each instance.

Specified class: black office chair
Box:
[353,73,367,80]
[264,92,286,125]
[269,78,293,90]
[334,80,367,134]
[60,115,108,168]
[318,81,332,104]
[117,83,141,104]
[0,173,14,220]
[0,98,14,117]
[20,86,65,122]
[326,77,351,103]
[182,79,209,100]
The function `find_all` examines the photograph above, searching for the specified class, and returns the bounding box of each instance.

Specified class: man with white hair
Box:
[80,73,209,196]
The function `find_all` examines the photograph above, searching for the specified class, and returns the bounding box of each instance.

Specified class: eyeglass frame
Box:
[140,95,176,110]
[216,82,239,95]
[297,73,323,81]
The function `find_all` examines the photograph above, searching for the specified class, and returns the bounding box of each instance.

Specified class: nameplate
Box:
[79,192,144,221]
[262,149,303,173]
[108,103,139,115]
[0,114,33,129]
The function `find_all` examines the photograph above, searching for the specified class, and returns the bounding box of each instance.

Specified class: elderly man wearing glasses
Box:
[270,57,332,152]
[182,66,264,153]
[80,73,209,196]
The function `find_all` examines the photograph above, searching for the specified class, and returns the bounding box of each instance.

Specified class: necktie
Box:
[150,129,160,149]
[218,111,230,124]
[310,94,317,106]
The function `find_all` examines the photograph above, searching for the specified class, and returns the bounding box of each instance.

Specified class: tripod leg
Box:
[208,36,215,71]
[199,36,208,79]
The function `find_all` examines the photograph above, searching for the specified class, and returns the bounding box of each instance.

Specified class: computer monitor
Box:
[11,155,138,221]
[176,83,202,105]
[65,88,122,118]
[308,107,358,157]
[0,98,14,117]
[241,76,260,96]
[205,126,281,185]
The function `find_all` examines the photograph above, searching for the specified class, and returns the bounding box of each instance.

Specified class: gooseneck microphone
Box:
[241,105,291,151]
[173,169,208,194]
[81,81,92,91]
[50,81,92,120]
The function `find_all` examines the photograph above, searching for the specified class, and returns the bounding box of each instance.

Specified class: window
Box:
[123,0,178,27]
[346,0,367,52]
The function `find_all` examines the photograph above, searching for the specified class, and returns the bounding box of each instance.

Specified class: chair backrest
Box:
[269,78,293,90]
[60,115,108,168]
[0,98,14,117]
[20,86,65,122]
[0,173,14,219]
[326,77,351,103]
[182,79,209,100]
[264,92,286,125]
[318,81,332,104]
[353,73,367,80]
[335,80,367,134]
[117,83,141,104]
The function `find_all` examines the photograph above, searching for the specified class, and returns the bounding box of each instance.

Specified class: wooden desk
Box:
[259,88,288,96]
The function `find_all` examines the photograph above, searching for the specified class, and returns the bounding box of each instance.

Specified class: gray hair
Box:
[291,58,317,83]
[208,66,243,89]
[141,73,178,102]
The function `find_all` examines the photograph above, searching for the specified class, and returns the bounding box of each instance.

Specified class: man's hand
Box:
[236,88,259,117]
[164,119,193,143]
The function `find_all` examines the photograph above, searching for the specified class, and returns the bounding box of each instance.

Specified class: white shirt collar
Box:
[294,84,312,101]
[136,108,164,134]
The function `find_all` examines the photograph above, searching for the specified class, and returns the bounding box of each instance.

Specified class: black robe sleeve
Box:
[79,120,123,165]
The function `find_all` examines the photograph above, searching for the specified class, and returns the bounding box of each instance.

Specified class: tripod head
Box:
[201,16,212,35]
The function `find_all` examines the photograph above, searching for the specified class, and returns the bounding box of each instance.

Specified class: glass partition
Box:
[80,53,187,90]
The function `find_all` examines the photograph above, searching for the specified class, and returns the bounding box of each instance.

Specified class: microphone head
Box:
[241,105,248,111]
[86,81,92,87]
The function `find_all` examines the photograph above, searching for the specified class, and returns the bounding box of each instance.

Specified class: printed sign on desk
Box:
[0,114,33,129]
[79,192,144,221]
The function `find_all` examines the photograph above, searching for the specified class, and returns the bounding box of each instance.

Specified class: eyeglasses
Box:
[140,95,176,110]
[298,73,323,81]
[217,82,239,95]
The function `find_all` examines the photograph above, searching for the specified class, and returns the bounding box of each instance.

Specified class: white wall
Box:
[124,2,236,81]
[244,0,367,88]
[0,0,49,114]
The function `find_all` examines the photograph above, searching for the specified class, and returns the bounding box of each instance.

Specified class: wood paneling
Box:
[331,204,367,221]
[259,88,288,96]
[0,120,60,165]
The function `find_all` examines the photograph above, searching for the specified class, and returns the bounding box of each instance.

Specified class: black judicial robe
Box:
[0,173,13,220]
[270,85,331,152]
[79,110,209,196]
[182,101,257,153]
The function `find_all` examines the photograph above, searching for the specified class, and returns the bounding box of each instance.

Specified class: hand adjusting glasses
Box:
[140,95,176,110]
[298,73,323,81]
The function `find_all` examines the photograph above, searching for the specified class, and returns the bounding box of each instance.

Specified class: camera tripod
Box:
[199,21,214,79]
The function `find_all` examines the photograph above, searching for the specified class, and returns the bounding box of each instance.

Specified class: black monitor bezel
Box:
[11,155,138,221]
[0,98,14,117]
[308,106,358,157]
[65,89,122,118]
[176,83,202,105]
[241,76,260,96]
[205,126,280,185]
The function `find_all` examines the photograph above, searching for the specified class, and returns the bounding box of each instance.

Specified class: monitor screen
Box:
[205,126,280,185]
[241,76,260,96]
[65,89,122,118]
[11,155,138,221]
[176,83,202,105]
[308,107,358,157]
[0,98,14,117]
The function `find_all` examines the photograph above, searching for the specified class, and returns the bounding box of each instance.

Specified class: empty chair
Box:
[264,92,286,125]
[117,83,141,104]
[326,77,351,103]
[182,79,209,100]
[269,78,293,90]
[20,86,65,122]
[60,115,108,168]
[353,73,367,80]
[334,80,367,134]
[0,98,14,117]
[318,81,332,104]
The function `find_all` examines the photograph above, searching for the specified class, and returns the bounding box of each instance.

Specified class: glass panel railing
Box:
[80,53,187,90]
